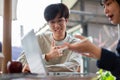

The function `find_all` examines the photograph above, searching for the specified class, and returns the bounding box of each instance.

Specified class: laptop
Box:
[21,29,48,75]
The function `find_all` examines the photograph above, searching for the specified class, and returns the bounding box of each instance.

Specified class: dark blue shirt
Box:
[97,40,120,79]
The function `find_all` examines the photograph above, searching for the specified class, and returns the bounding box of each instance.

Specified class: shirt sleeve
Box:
[97,48,120,77]
[17,51,28,66]
[42,54,51,64]
[63,51,82,72]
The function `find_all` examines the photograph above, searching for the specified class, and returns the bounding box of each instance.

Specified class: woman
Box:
[64,0,120,79]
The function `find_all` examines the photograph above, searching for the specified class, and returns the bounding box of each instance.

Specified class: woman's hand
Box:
[64,35,101,60]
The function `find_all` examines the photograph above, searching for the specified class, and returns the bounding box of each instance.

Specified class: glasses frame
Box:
[48,18,66,26]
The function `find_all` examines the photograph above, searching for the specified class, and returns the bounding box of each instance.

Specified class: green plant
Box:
[96,69,116,80]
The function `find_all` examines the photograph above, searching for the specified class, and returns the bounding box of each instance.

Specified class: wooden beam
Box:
[2,0,12,73]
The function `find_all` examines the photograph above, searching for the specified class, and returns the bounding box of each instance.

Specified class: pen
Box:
[79,37,89,43]
[58,46,68,53]
[58,37,90,53]
[73,37,90,44]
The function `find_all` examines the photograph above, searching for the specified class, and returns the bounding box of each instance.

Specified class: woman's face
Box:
[48,14,68,40]
[103,0,120,24]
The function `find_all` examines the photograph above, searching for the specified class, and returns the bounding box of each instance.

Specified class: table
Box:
[0,72,97,80]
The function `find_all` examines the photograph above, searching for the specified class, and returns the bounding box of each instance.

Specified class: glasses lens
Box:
[48,18,65,25]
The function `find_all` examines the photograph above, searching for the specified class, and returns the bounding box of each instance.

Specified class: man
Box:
[64,0,120,79]
[18,3,82,72]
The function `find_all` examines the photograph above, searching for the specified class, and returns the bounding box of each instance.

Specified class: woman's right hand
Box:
[64,35,101,60]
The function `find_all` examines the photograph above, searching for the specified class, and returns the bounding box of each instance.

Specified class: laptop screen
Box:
[21,29,47,75]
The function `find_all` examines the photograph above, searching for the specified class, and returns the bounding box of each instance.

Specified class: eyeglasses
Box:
[48,18,66,25]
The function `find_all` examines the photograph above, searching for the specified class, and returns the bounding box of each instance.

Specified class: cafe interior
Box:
[0,0,117,79]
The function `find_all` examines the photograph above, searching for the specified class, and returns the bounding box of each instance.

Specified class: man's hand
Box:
[45,40,63,61]
[22,64,31,73]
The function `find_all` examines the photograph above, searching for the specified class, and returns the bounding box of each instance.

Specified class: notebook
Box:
[21,29,48,75]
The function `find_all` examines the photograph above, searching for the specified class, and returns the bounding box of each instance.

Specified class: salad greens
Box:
[96,69,116,80]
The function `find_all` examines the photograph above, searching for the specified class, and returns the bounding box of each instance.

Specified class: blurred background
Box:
[0,0,118,73]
